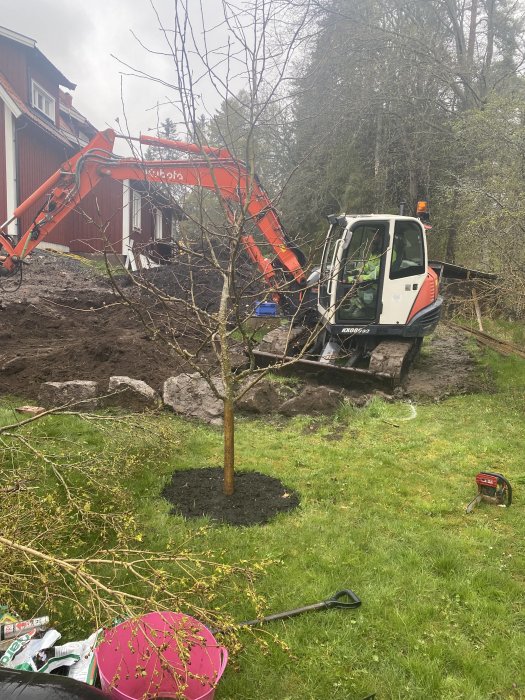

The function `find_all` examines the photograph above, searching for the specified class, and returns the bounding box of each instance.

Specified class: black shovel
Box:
[213,589,361,633]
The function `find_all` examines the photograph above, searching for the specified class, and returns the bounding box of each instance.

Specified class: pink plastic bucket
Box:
[94,611,228,700]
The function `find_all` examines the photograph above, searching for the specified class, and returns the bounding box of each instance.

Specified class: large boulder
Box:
[279,385,342,416]
[38,380,99,410]
[163,373,223,425]
[106,376,160,411]
[237,379,282,414]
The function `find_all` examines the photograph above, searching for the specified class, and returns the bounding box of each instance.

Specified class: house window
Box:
[31,80,56,120]
[132,190,142,231]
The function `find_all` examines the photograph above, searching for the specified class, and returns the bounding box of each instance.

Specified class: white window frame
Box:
[31,80,56,120]
[132,189,142,231]
[153,207,163,241]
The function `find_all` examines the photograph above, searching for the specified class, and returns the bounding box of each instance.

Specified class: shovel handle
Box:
[230,589,362,629]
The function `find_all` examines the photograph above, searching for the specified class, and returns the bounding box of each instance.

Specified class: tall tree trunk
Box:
[223,395,235,496]
[445,224,457,263]
[446,191,459,263]
[480,0,495,100]
[467,0,478,69]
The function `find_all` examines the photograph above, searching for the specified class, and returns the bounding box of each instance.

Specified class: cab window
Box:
[342,224,385,281]
[389,221,425,279]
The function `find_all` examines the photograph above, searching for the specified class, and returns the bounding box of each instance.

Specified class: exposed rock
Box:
[1,356,27,375]
[106,376,160,411]
[15,405,46,416]
[237,379,282,414]
[38,380,99,410]
[163,373,223,425]
[279,384,342,416]
[228,342,249,370]
[256,325,310,356]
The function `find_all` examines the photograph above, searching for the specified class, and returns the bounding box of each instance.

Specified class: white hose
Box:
[395,400,417,421]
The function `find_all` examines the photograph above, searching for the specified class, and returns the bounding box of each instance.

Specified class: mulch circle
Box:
[162,467,300,526]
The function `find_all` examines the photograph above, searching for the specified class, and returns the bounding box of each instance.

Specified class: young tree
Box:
[111,0,321,496]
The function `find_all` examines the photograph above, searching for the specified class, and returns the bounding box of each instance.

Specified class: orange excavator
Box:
[0,129,307,306]
[0,129,442,384]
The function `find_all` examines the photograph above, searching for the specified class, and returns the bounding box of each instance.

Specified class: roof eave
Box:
[0,25,75,89]
[35,48,76,90]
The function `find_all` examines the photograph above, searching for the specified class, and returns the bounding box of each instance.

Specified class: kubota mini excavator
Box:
[0,129,442,384]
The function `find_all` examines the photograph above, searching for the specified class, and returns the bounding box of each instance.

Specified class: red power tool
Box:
[466,472,512,513]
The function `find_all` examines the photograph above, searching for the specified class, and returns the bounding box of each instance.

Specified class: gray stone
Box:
[279,385,342,416]
[229,344,249,370]
[257,325,309,356]
[237,379,281,414]
[163,373,224,425]
[106,376,160,411]
[38,380,99,410]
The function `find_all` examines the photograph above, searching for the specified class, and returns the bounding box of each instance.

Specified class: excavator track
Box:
[368,339,420,385]
[253,330,420,388]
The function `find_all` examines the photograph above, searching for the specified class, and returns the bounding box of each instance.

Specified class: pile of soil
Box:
[0,252,215,399]
[138,247,264,314]
[162,467,300,525]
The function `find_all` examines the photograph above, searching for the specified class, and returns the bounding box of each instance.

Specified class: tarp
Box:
[429,260,497,280]
[0,667,107,699]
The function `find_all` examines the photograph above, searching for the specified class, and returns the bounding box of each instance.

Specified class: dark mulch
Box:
[162,467,300,526]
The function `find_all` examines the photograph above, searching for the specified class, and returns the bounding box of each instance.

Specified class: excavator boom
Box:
[0,129,307,297]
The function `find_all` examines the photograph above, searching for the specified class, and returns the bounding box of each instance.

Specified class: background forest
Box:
[179,0,525,317]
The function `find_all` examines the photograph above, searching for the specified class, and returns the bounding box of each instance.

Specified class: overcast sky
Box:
[0,0,230,138]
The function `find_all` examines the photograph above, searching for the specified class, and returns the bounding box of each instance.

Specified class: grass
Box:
[2,346,525,698]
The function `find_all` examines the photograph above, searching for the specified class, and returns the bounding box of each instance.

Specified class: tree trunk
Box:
[217,255,235,496]
[445,223,457,263]
[223,396,235,496]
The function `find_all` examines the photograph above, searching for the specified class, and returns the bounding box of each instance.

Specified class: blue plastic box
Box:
[254,301,278,317]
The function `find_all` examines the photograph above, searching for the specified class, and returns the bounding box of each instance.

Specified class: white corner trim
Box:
[4,103,18,236]
[121,179,131,255]
[0,85,22,119]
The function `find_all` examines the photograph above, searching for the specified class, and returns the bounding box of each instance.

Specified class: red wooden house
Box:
[0,24,180,260]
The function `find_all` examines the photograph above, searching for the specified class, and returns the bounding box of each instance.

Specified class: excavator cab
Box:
[316,214,442,379]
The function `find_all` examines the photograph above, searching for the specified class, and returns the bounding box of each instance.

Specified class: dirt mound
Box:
[138,247,264,313]
[0,299,197,399]
[162,467,300,525]
[0,251,112,305]
[0,252,214,399]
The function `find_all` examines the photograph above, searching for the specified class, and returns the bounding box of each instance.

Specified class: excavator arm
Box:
[0,129,307,300]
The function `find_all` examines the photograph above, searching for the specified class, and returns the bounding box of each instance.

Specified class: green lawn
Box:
[1,346,525,699]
